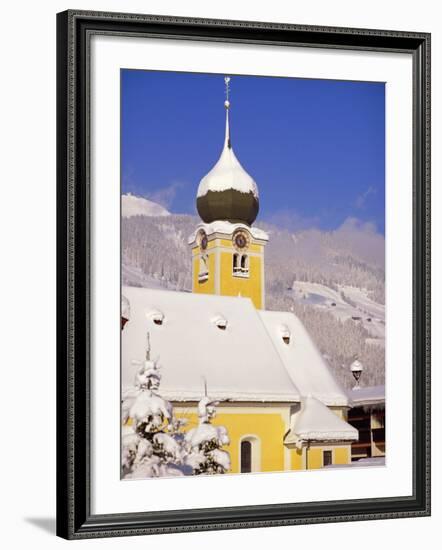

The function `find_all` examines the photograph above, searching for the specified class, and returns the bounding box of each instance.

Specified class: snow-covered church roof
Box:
[122,286,299,402]
[122,287,350,407]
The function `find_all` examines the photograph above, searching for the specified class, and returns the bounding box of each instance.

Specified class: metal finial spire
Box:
[224,76,230,108]
[224,77,231,149]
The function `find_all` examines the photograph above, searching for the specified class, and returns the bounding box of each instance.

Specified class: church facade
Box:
[122,78,358,474]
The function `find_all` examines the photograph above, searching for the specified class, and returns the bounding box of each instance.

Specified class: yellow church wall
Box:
[220,252,262,309]
[306,447,323,470]
[290,448,304,470]
[220,412,286,473]
[305,445,351,469]
[174,404,289,474]
[334,446,350,464]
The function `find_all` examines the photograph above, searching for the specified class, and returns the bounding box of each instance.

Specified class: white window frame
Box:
[239,435,262,473]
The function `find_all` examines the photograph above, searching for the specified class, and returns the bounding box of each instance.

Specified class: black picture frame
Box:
[56,9,431,540]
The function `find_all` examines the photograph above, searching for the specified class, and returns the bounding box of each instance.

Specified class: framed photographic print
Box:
[56,10,431,539]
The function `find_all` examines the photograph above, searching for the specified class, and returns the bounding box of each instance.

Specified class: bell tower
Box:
[188,77,268,309]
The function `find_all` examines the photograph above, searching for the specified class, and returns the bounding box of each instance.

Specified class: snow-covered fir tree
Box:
[184,395,231,475]
[121,334,188,478]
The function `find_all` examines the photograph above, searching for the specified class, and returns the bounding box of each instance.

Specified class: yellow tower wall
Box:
[219,251,263,309]
[192,249,216,295]
[191,236,265,309]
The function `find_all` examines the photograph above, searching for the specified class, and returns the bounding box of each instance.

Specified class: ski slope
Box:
[289,281,385,343]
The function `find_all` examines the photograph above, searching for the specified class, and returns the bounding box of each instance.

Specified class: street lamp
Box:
[350,359,364,390]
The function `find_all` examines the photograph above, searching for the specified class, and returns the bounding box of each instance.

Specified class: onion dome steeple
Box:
[196,77,259,226]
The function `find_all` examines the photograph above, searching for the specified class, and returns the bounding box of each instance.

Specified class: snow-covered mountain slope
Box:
[290,281,385,342]
[340,284,385,320]
[122,193,170,218]
[122,264,190,292]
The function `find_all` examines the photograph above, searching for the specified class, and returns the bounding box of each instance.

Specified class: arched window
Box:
[233,254,249,278]
[233,253,240,273]
[198,254,209,282]
[243,255,250,275]
[240,440,252,473]
[239,436,261,473]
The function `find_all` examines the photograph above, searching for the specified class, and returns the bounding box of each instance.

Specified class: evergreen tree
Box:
[185,396,231,475]
[121,334,188,478]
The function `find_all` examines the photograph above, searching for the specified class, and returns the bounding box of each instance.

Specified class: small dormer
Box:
[280,325,291,345]
[212,315,228,331]
[147,310,165,326]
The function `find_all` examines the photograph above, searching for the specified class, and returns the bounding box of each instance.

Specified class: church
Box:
[122,79,358,474]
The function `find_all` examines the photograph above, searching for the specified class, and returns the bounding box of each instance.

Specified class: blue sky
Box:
[121,70,385,233]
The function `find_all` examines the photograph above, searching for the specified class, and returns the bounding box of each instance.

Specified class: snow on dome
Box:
[197,143,259,199]
[288,395,358,443]
[258,310,350,407]
[122,286,300,402]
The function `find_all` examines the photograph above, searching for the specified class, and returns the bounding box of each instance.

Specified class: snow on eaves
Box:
[288,395,358,443]
[188,221,268,244]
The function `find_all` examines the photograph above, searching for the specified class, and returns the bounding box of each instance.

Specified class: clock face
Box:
[199,232,208,250]
[233,230,250,250]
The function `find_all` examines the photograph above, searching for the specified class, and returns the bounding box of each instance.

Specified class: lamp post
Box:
[350,359,364,390]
